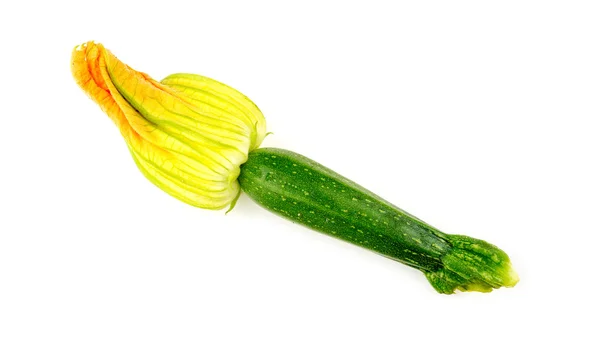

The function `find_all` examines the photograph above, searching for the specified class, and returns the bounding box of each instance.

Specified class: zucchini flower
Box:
[71,42,266,210]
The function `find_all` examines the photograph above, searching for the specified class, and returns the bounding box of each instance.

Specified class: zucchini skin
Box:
[239,148,450,270]
[238,148,518,293]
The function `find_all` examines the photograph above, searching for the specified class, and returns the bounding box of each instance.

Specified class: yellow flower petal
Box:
[71,42,266,210]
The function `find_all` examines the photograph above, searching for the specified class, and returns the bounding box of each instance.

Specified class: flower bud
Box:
[71,42,266,210]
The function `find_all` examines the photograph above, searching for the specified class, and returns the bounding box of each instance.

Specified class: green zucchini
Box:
[239,148,519,294]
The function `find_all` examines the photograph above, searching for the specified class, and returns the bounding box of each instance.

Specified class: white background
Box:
[1,1,599,345]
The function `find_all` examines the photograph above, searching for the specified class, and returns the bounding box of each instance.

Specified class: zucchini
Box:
[72,41,518,294]
[239,148,519,294]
